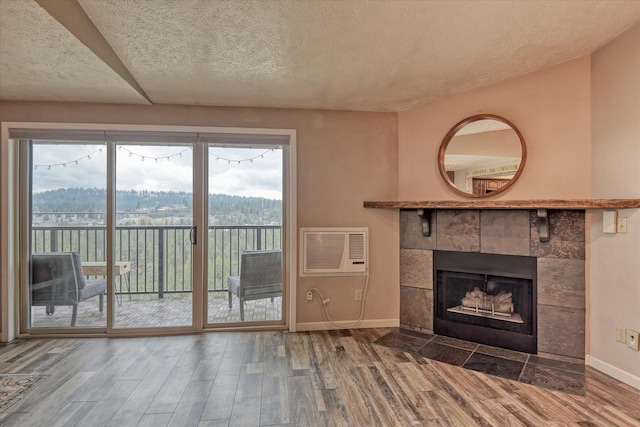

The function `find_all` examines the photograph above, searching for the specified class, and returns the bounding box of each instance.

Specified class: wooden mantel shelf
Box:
[363,199,640,210]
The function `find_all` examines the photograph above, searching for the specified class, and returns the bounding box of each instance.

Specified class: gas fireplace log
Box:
[461,287,514,314]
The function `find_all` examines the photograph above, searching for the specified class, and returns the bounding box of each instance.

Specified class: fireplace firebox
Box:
[434,251,537,353]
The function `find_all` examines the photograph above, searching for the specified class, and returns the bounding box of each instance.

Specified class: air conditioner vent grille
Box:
[348,233,365,260]
[305,233,345,270]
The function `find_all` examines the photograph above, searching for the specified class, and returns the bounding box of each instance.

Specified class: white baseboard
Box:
[296,318,399,332]
[587,355,640,390]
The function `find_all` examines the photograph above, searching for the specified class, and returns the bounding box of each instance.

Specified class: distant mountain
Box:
[32,188,282,225]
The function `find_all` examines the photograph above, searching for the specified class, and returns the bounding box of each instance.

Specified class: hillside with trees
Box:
[32,188,282,225]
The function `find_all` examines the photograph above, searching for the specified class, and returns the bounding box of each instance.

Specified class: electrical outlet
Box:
[355,289,362,301]
[306,291,313,302]
[617,218,628,233]
[616,326,627,343]
[626,329,640,351]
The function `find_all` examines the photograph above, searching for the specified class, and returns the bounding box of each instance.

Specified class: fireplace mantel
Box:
[363,199,640,209]
[365,199,640,242]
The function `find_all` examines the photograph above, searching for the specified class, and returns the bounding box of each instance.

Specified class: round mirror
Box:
[438,114,526,198]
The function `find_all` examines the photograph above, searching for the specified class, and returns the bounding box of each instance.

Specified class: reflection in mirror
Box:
[438,115,526,197]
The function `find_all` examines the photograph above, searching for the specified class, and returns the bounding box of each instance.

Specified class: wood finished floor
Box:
[1,328,639,427]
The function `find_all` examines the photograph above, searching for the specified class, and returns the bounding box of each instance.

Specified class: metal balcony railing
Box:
[31,225,282,297]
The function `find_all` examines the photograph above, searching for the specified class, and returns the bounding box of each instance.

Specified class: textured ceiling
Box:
[0,0,147,104]
[1,0,639,111]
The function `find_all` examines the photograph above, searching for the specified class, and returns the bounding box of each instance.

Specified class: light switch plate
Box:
[616,326,626,343]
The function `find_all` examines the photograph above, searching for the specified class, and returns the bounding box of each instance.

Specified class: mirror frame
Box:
[438,114,527,198]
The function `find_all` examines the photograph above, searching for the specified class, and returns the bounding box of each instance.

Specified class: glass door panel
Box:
[114,144,194,328]
[206,145,283,324]
[29,141,107,329]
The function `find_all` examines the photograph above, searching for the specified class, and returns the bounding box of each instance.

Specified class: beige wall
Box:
[0,102,400,330]
[398,56,592,200]
[590,23,640,383]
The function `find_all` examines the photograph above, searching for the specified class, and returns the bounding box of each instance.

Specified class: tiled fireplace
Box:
[400,209,586,361]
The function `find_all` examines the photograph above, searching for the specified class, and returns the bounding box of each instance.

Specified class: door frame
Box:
[1,122,297,339]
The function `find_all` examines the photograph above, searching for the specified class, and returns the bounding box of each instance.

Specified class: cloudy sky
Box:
[32,143,283,200]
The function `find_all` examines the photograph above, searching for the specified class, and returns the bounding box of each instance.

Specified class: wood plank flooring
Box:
[1,328,639,426]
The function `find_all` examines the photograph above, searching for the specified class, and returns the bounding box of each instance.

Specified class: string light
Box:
[117,146,190,163]
[34,145,281,170]
[208,147,280,164]
[33,146,105,170]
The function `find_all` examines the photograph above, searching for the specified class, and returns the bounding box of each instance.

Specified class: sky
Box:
[32,143,283,200]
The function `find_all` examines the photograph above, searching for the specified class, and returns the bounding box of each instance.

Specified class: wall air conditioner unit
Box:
[300,227,368,276]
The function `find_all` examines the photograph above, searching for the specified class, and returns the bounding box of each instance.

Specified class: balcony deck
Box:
[30,293,282,328]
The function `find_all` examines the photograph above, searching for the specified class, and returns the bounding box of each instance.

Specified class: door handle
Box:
[189,226,197,245]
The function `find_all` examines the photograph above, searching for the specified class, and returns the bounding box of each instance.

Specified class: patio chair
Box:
[227,250,282,321]
[31,252,105,327]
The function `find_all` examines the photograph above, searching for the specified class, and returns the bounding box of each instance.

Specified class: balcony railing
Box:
[32,225,282,297]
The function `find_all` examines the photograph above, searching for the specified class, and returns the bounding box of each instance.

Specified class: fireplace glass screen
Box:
[436,271,533,335]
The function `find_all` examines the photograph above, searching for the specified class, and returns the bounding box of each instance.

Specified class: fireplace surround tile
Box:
[537,305,585,359]
[400,249,433,289]
[400,285,433,332]
[436,210,480,252]
[530,210,585,260]
[400,210,436,249]
[537,258,585,309]
[479,210,531,256]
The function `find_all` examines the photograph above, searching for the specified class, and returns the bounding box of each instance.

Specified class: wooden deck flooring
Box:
[1,328,639,426]
[30,294,282,329]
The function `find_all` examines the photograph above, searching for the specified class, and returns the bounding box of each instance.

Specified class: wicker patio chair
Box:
[31,252,105,327]
[227,250,282,321]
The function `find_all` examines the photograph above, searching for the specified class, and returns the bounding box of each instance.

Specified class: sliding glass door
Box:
[28,141,108,329]
[113,143,194,329]
[206,144,284,325]
[19,128,290,334]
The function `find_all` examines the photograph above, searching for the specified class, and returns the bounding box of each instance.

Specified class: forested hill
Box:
[32,188,282,223]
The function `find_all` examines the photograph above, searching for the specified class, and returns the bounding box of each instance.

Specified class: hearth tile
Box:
[520,363,585,395]
[530,210,585,260]
[527,355,585,374]
[436,210,480,252]
[476,344,529,363]
[463,352,525,381]
[417,342,473,366]
[400,286,433,331]
[537,305,585,359]
[537,258,585,309]
[398,328,435,340]
[480,210,531,256]
[431,335,479,351]
[400,249,433,289]
[373,330,431,353]
[400,210,436,249]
